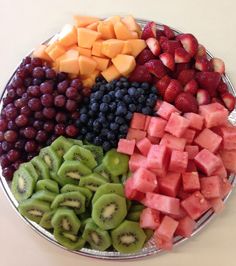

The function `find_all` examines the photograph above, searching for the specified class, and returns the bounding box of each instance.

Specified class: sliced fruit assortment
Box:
[11,136,148,253]
[117,100,234,250]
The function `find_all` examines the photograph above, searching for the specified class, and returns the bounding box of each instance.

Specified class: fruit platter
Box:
[0,15,236,260]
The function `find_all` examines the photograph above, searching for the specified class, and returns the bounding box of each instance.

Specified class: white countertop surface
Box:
[0,0,236,265]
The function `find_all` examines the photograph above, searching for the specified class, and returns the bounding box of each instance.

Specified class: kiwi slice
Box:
[51,191,86,214]
[54,229,86,250]
[58,160,92,181]
[20,162,39,182]
[39,210,56,229]
[83,144,104,165]
[82,220,111,251]
[31,190,58,203]
[126,200,132,211]
[126,210,142,222]
[129,204,145,212]
[79,173,108,192]
[92,183,124,205]
[92,193,127,230]
[11,168,35,203]
[51,207,81,234]
[67,138,83,146]
[18,198,50,223]
[144,229,154,243]
[111,220,146,253]
[39,147,62,173]
[63,145,97,169]
[51,136,73,158]
[36,179,59,194]
[102,149,129,177]
[93,164,111,182]
[50,172,79,187]
[61,184,92,207]
[31,156,50,179]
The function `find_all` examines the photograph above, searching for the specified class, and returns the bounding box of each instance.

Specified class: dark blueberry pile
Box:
[76,77,158,151]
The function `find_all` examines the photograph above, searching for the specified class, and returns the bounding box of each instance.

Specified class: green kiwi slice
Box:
[50,172,79,187]
[67,138,83,146]
[102,149,129,176]
[126,210,142,222]
[11,168,35,203]
[51,207,81,234]
[51,136,73,158]
[31,190,58,203]
[129,204,145,212]
[111,220,146,253]
[79,173,108,192]
[36,179,59,194]
[31,156,50,179]
[92,193,127,230]
[144,229,154,243]
[51,191,86,214]
[63,145,97,169]
[18,198,50,224]
[20,162,38,182]
[82,220,111,251]
[92,183,124,205]
[39,147,62,173]
[93,164,111,182]
[39,210,56,229]
[83,144,104,165]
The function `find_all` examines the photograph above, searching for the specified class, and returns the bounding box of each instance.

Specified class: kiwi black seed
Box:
[39,147,61,173]
[79,173,108,192]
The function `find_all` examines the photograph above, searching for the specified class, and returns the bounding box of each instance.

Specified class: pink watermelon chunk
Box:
[139,208,161,230]
[124,177,145,201]
[136,137,152,156]
[165,112,190,138]
[149,165,167,179]
[144,115,152,131]
[215,126,236,150]
[168,150,188,173]
[132,167,157,193]
[200,176,222,199]
[185,145,199,159]
[147,135,160,144]
[175,216,196,237]
[130,112,146,130]
[208,198,224,213]
[129,153,147,172]
[184,112,204,130]
[182,172,200,192]
[220,178,232,198]
[126,128,147,141]
[212,163,227,179]
[147,144,170,169]
[156,101,180,120]
[219,150,236,173]
[182,129,196,144]
[158,172,181,197]
[147,117,167,138]
[186,160,197,172]
[160,133,186,151]
[117,139,135,155]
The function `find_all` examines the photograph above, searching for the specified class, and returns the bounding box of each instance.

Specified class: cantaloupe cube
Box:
[112,54,136,76]
[131,31,139,38]
[122,15,142,33]
[81,69,100,86]
[97,21,115,39]
[114,21,137,40]
[92,56,110,71]
[77,47,92,57]
[78,55,97,76]
[45,41,58,54]
[101,39,124,58]
[77,28,101,49]
[92,40,104,57]
[121,41,133,55]
[86,21,99,31]
[127,39,147,57]
[58,24,77,47]
[47,44,66,61]
[82,77,94,88]
[101,64,120,82]
[73,15,99,27]
[105,15,121,25]
[59,57,80,74]
[33,45,52,61]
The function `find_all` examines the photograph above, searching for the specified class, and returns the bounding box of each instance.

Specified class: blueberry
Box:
[131,82,139,88]
[88,110,96,117]
[119,124,129,134]
[102,121,109,129]
[91,102,99,112]
[76,135,83,140]
[125,112,133,121]
[128,104,136,112]
[146,97,156,107]
[107,113,115,122]
[138,95,146,103]
[120,77,128,82]
[98,116,106,124]
[103,94,111,103]
[94,91,103,100]
[151,86,157,94]
[80,127,88,135]
[122,81,130,88]
[123,94,132,104]
[115,81,122,87]
[116,105,127,116]
[110,123,119,131]
[80,114,88,123]
[137,88,144,95]
[94,136,102,146]
[93,119,101,129]
[115,116,125,125]
[118,133,126,139]
[99,85,106,93]
[128,87,136,96]
[103,141,111,151]
[83,97,89,104]
[107,132,116,140]
[75,120,82,127]
[105,83,113,90]
[96,76,105,83]
[110,139,118,147]
[85,132,94,142]
[87,119,94,127]
[79,107,88,114]
[100,103,109,113]
[108,91,115,98]
[101,128,109,136]
[142,106,152,115]
[136,104,143,112]
[109,102,117,112]
[115,90,124,99]
[141,82,150,90]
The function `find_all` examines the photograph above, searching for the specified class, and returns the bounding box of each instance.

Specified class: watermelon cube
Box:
[147,135,160,144]
[177,187,192,200]
[117,139,135,155]
[144,116,151,131]
[186,160,197,172]
[124,177,145,201]
[208,198,224,213]
[158,172,181,197]
[219,150,236,173]
[175,216,196,237]
[194,128,222,153]
[149,166,167,179]
[194,149,222,176]
[220,178,232,198]
[216,126,236,150]
[157,101,180,120]
[185,145,199,159]
[160,133,186,151]
[182,172,200,192]
[154,99,163,112]
[181,191,211,220]
[169,206,188,220]
[139,208,161,230]
[200,176,222,199]
[129,153,147,172]
[145,192,180,216]
[147,117,167,138]
[182,129,196,144]
[168,150,188,173]
[212,163,227,179]
[165,113,190,138]
[130,112,146,130]
[136,137,152,156]
[147,144,170,169]
[126,128,146,141]
[133,167,157,193]
[199,103,229,128]
[184,112,204,130]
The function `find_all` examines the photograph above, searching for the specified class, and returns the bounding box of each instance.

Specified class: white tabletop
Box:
[1,0,236,265]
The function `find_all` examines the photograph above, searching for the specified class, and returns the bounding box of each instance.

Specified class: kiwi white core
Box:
[18,176,25,192]
[91,232,100,244]
[66,172,81,179]
[44,155,52,167]
[61,200,81,208]
[63,232,77,242]
[28,209,44,217]
[102,203,117,218]
[120,235,136,245]
[62,218,71,231]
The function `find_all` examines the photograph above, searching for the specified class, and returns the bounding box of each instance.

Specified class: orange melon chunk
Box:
[77,47,92,57]
[112,54,136,76]
[86,21,99,31]
[59,57,80,74]
[105,16,121,25]
[122,15,142,33]
[92,56,110,71]
[58,24,77,47]
[127,39,147,57]
[33,45,52,61]
[77,28,101,49]
[74,15,99,27]
[97,21,115,39]
[92,40,104,57]
[47,44,66,61]
[101,39,124,58]
[121,41,133,55]
[78,55,97,75]
[101,64,120,82]
[114,21,137,40]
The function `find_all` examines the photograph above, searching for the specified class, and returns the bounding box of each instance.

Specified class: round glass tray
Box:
[0,18,236,260]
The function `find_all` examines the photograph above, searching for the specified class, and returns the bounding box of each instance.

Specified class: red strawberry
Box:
[217,80,228,94]
[136,48,156,65]
[195,71,221,97]
[175,92,198,113]
[175,47,191,63]
[196,89,211,105]
[195,56,212,71]
[128,65,152,83]
[160,40,182,55]
[196,44,207,58]
[211,97,224,105]
[184,79,198,95]
[177,33,198,57]
[159,36,168,45]
[145,59,167,79]
[178,69,195,85]
[163,25,175,39]
[174,62,192,78]
[141,21,157,40]
[221,92,236,111]
[210,58,225,74]
[154,99,163,111]
[159,52,175,71]
[146,38,161,56]
[164,79,183,103]
[155,75,171,96]
[156,29,165,40]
